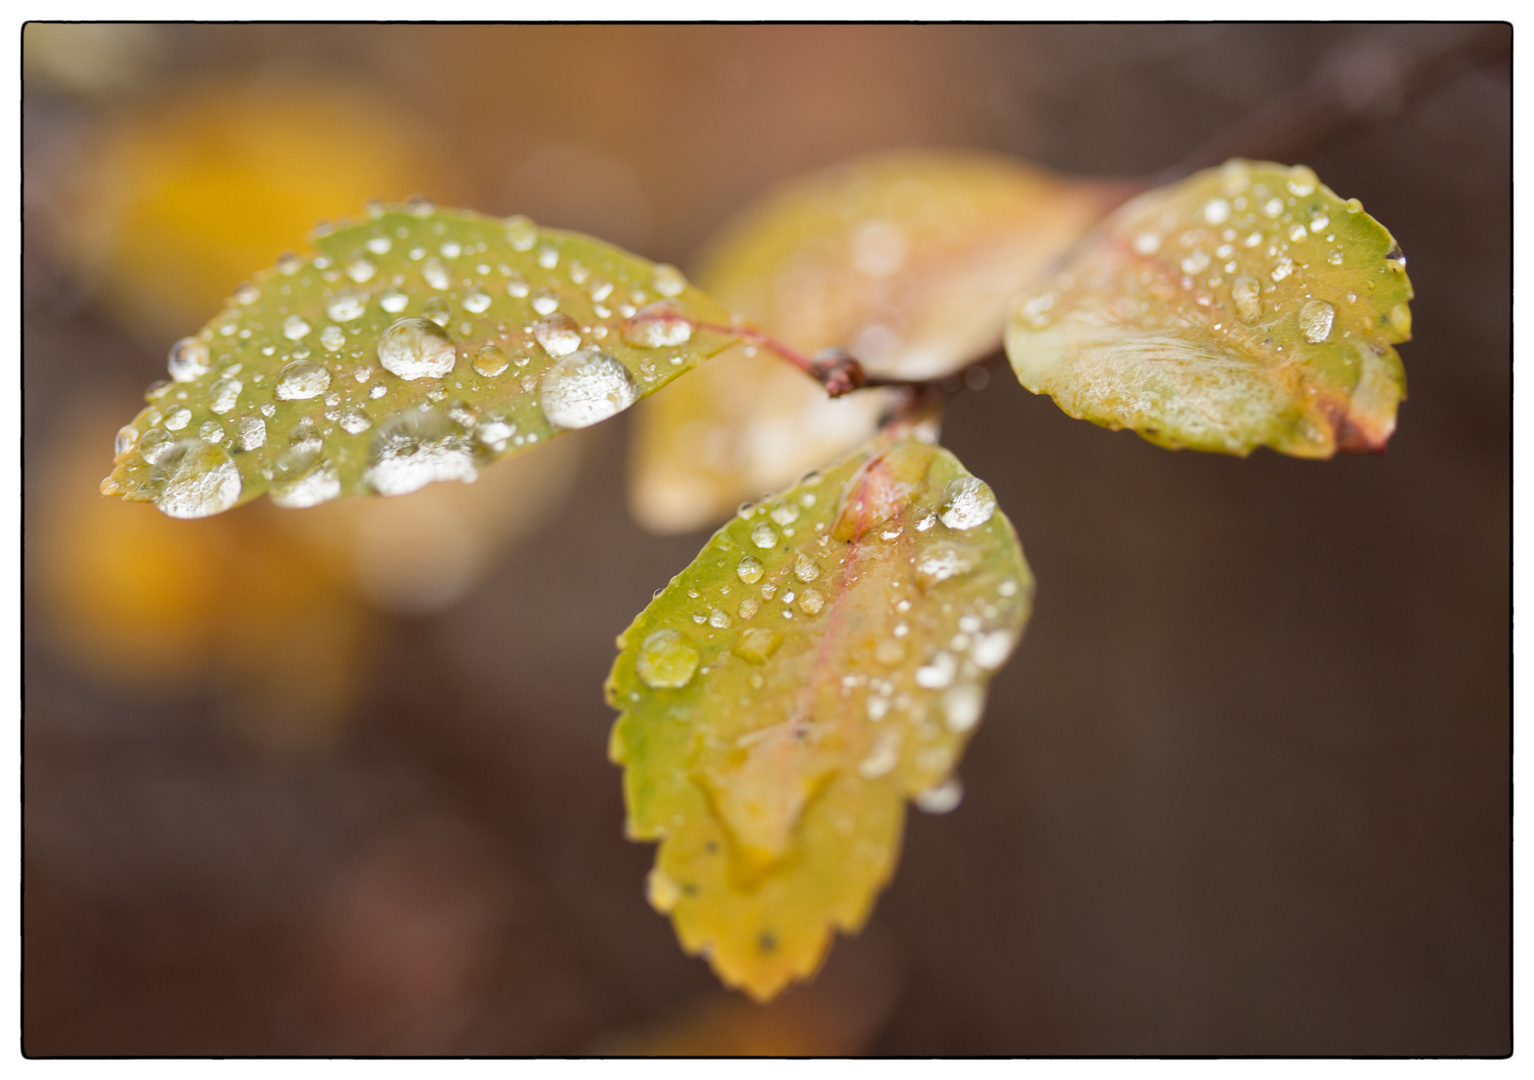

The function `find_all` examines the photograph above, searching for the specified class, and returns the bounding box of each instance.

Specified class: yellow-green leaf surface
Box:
[101,203,737,518]
[607,428,1034,1000]
[629,150,1128,534]
[1006,159,1412,457]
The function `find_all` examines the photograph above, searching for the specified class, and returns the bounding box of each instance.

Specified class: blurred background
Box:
[22,24,1508,1055]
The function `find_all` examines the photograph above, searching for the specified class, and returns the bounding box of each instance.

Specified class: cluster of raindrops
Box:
[106,202,723,517]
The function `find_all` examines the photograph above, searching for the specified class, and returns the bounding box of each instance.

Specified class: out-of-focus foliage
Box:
[628,151,1127,533]
[1006,159,1412,456]
[35,410,372,756]
[47,85,457,341]
[101,206,737,518]
[23,23,163,96]
[608,427,1033,1000]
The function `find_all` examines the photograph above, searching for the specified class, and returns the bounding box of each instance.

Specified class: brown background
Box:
[22,24,1510,1055]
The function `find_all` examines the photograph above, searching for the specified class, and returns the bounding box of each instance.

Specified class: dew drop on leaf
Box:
[167,337,209,382]
[539,348,639,429]
[150,439,241,518]
[938,477,996,530]
[636,628,700,689]
[1299,299,1336,344]
[275,360,331,400]
[377,317,457,381]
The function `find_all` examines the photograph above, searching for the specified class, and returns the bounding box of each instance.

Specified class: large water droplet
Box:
[1299,299,1336,344]
[636,628,699,688]
[199,420,224,444]
[167,337,210,382]
[736,554,764,584]
[378,317,457,380]
[622,302,693,348]
[151,439,241,518]
[1232,276,1263,323]
[364,407,479,496]
[276,360,331,400]
[938,477,996,531]
[209,376,242,415]
[539,348,638,429]
[534,313,583,357]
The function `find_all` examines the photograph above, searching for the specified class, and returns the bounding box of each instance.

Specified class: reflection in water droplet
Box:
[151,439,241,518]
[472,344,509,377]
[939,477,996,530]
[534,313,583,357]
[276,360,331,400]
[636,628,699,688]
[539,348,638,429]
[1232,276,1263,323]
[1299,299,1336,344]
[378,317,457,380]
[737,554,764,584]
[365,407,479,496]
[167,338,209,382]
[751,521,777,549]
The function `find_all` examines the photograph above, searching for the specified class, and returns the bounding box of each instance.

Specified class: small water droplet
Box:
[737,555,764,584]
[769,503,800,528]
[208,376,242,415]
[282,315,311,341]
[378,317,457,380]
[1271,255,1294,282]
[1262,197,1283,218]
[534,313,583,357]
[504,215,537,251]
[916,545,974,588]
[1310,213,1329,233]
[731,627,781,664]
[1203,198,1231,225]
[537,246,559,269]
[198,420,224,444]
[422,296,451,327]
[708,608,733,630]
[539,348,638,429]
[797,588,824,616]
[751,521,777,549]
[1232,276,1263,323]
[472,344,509,377]
[423,257,451,290]
[622,301,693,348]
[327,292,367,322]
[366,235,392,254]
[276,360,331,400]
[738,596,760,620]
[406,195,435,217]
[1390,303,1411,337]
[859,732,901,779]
[270,445,341,508]
[636,629,699,688]
[915,778,964,815]
[235,417,265,451]
[793,555,820,583]
[380,290,408,314]
[346,258,376,283]
[167,338,210,382]
[506,275,530,299]
[114,425,139,456]
[875,638,905,666]
[1289,224,1308,243]
[1299,299,1336,344]
[1328,248,1345,266]
[1286,166,1317,196]
[972,629,1015,669]
[339,409,371,435]
[915,651,957,689]
[652,264,686,297]
[530,288,559,316]
[943,684,984,732]
[234,283,260,305]
[462,290,492,314]
[939,477,996,530]
[277,252,302,274]
[164,407,191,431]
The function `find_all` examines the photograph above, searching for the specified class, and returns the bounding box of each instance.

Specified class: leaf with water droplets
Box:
[606,428,1034,1000]
[102,204,739,517]
[1005,159,1413,456]
[629,150,1128,533]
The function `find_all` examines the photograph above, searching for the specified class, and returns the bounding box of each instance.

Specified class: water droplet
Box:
[339,409,371,435]
[1270,256,1294,282]
[859,732,901,779]
[1203,197,1231,225]
[797,588,824,616]
[366,235,392,254]
[1262,197,1283,218]
[736,555,764,584]
[1232,276,1263,323]
[473,344,509,377]
[504,215,537,251]
[916,545,974,588]
[708,608,733,630]
[760,582,777,601]
[943,684,984,732]
[282,315,311,341]
[738,597,760,620]
[530,289,559,316]
[1133,232,1161,255]
[506,275,529,299]
[270,446,341,508]
[236,417,266,451]
[167,337,210,382]
[234,283,260,305]
[539,348,638,429]
[1286,166,1317,196]
[364,407,479,496]
[1180,250,1210,275]
[1345,197,1363,214]
[972,629,1014,669]
[793,554,820,583]
[276,360,331,400]
[1299,299,1336,344]
[636,628,699,688]
[622,301,694,348]
[114,425,138,456]
[534,313,583,357]
[537,246,559,269]
[938,477,996,530]
[1328,248,1345,267]
[915,651,957,689]
[260,401,276,418]
[1310,213,1329,233]
[209,376,242,415]
[277,252,302,274]
[164,407,191,431]
[477,418,516,450]
[198,420,224,444]
[462,290,492,314]
[423,257,451,290]
[915,512,937,532]
[378,317,457,380]
[731,627,781,664]
[346,258,376,283]
[1289,224,1308,243]
[380,290,408,314]
[770,503,800,527]
[875,638,905,666]
[422,296,451,327]
[439,240,462,259]
[915,778,963,815]
[1390,303,1411,337]
[652,264,686,297]
[751,521,778,549]
[150,439,241,518]
[406,195,435,217]
[326,291,366,322]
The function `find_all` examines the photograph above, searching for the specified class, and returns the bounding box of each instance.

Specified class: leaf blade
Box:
[608,429,1034,1000]
[102,205,739,517]
[1005,159,1412,457]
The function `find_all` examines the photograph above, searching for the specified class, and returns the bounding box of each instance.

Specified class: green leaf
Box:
[100,203,739,517]
[606,427,1034,1000]
[1005,159,1413,457]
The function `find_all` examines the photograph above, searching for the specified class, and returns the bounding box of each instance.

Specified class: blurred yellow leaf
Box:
[1006,159,1412,456]
[608,428,1033,1000]
[52,84,459,340]
[629,149,1129,533]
